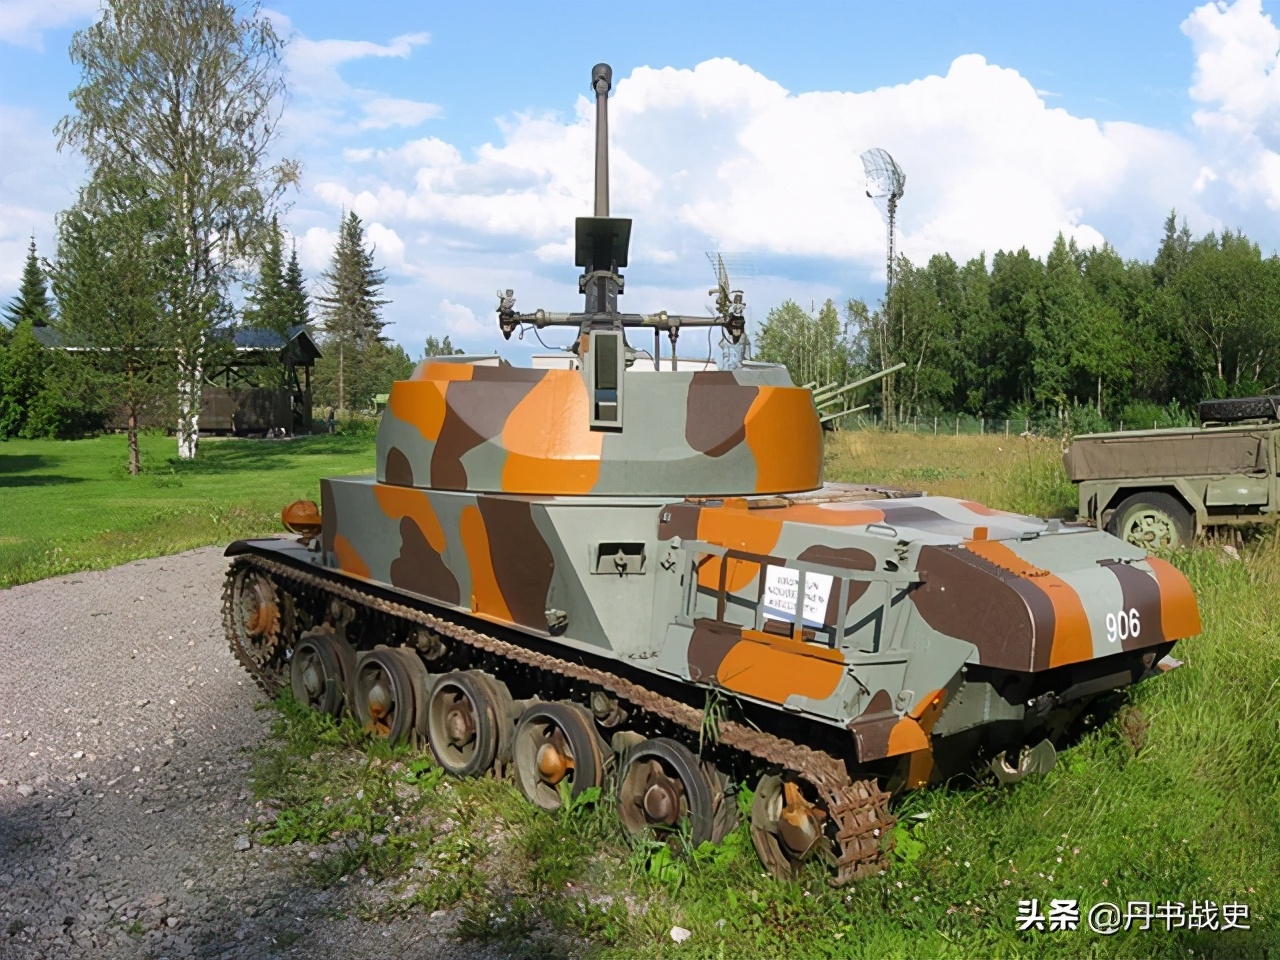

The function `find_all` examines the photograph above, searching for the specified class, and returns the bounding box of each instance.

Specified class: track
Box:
[224,549,897,884]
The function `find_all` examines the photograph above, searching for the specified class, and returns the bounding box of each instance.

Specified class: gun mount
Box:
[497,63,746,357]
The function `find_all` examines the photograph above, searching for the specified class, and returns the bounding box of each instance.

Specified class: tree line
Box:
[755,213,1280,430]
[0,0,410,472]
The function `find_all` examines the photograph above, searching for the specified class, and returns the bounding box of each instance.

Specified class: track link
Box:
[224,551,896,884]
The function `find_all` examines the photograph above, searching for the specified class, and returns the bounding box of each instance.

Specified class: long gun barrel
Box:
[813,362,906,404]
[593,63,611,217]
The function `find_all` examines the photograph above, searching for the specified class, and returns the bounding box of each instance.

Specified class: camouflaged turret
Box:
[224,64,1199,883]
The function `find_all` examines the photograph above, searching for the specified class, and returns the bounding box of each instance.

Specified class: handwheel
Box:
[353,647,417,744]
[289,628,351,718]
[749,774,830,881]
[512,702,604,811]
[617,738,715,846]
[426,671,506,777]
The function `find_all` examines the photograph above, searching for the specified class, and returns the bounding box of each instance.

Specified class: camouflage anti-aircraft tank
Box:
[223,64,1200,882]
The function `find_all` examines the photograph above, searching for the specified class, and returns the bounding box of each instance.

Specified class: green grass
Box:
[7,429,1279,957]
[0,431,374,587]
[250,539,1280,958]
[826,430,1077,518]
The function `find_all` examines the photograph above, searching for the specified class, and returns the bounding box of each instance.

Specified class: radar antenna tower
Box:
[860,148,906,301]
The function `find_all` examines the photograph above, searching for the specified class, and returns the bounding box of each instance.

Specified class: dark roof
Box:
[30,322,321,363]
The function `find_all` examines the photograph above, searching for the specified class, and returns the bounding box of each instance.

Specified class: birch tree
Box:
[56,0,297,459]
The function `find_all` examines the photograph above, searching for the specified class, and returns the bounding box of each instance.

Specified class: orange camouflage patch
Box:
[963,540,1093,667]
[715,639,844,704]
[373,484,447,553]
[903,688,947,789]
[768,502,887,527]
[695,508,784,592]
[388,380,450,444]
[332,533,371,579]
[886,717,930,757]
[742,386,823,493]
[501,370,604,494]
[1145,557,1202,640]
[460,504,512,622]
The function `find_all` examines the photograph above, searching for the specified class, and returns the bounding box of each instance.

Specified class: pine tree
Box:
[316,211,388,412]
[4,237,54,331]
[282,245,310,331]
[243,216,290,337]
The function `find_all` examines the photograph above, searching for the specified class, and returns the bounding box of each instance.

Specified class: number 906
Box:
[1106,608,1141,644]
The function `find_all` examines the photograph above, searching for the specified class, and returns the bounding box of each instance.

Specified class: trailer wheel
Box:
[1107,492,1193,550]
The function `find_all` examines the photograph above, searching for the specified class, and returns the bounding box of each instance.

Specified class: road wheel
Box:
[617,738,715,847]
[512,702,604,811]
[749,774,830,881]
[426,671,505,778]
[353,648,418,744]
[289,628,353,718]
[1107,492,1193,550]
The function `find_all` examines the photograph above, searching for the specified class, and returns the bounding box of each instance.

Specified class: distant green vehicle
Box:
[1066,397,1280,549]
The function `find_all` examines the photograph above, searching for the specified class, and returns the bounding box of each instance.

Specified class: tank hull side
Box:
[309,482,1195,775]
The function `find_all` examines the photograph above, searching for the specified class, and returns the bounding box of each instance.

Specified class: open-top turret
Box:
[224,63,1200,886]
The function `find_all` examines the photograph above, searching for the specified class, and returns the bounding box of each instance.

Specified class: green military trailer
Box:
[1066,396,1280,549]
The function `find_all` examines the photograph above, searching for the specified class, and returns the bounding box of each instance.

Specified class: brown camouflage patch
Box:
[390,516,460,605]
[797,544,877,617]
[686,372,757,457]
[687,619,741,681]
[477,497,555,631]
[912,545,1051,671]
[658,502,701,542]
[432,380,539,489]
[320,479,335,557]
[384,446,414,486]
[1099,560,1164,652]
[848,689,897,762]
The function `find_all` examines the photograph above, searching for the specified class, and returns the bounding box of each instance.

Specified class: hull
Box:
[302,475,1197,782]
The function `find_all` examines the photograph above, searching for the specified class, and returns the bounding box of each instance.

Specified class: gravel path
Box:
[0,547,507,960]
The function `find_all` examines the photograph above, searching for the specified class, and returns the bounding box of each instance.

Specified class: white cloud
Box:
[436,299,488,339]
[270,20,440,141]
[306,53,1211,306]
[284,29,431,95]
[1182,0,1280,212]
[0,0,97,50]
[359,97,443,130]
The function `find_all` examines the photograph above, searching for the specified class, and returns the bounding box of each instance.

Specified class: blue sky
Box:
[2,0,1279,358]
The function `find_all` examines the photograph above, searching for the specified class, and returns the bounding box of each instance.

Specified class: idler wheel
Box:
[289,628,354,718]
[513,702,604,811]
[617,738,714,847]
[750,774,830,881]
[353,648,417,745]
[228,569,290,692]
[426,671,510,777]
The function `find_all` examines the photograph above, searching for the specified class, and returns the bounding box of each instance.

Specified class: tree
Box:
[282,245,310,331]
[755,299,850,388]
[0,319,101,439]
[243,216,290,338]
[316,211,389,412]
[4,238,55,332]
[50,171,182,473]
[423,335,464,357]
[56,0,297,460]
